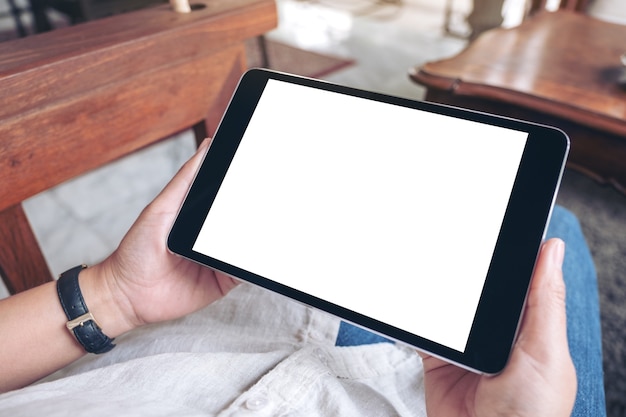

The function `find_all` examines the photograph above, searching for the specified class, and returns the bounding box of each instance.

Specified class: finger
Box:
[506,241,576,416]
[515,238,569,360]
[152,138,211,207]
[417,349,458,375]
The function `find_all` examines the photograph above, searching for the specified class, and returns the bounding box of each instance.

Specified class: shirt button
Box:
[309,333,322,342]
[245,393,269,411]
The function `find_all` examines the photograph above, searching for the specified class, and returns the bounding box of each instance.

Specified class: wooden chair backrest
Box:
[0,0,276,294]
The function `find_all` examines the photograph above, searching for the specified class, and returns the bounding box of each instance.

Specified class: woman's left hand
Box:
[84,139,239,336]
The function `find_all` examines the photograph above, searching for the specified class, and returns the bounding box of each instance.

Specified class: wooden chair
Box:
[0,0,277,295]
[410,2,626,195]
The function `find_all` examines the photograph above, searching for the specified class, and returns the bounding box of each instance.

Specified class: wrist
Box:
[77,264,137,338]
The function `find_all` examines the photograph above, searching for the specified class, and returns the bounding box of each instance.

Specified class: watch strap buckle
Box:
[66,312,100,331]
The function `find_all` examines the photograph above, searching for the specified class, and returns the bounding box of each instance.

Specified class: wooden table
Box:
[411,11,626,194]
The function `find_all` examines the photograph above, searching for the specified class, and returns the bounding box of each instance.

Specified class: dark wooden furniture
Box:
[0,0,277,294]
[445,0,589,40]
[410,10,626,194]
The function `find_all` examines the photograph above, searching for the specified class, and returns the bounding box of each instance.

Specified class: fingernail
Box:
[198,138,211,151]
[551,239,565,270]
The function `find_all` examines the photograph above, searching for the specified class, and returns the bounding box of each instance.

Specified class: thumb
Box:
[512,238,576,399]
[518,238,568,353]
[150,138,211,211]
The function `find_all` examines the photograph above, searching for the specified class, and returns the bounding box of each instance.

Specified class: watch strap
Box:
[57,265,116,354]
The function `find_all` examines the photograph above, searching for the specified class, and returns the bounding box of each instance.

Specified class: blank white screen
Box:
[193,79,528,352]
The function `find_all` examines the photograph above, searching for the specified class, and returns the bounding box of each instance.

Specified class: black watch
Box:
[57,265,116,354]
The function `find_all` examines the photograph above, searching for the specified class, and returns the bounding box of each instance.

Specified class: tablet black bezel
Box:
[168,69,569,374]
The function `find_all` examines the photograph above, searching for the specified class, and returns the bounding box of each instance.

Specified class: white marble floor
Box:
[4,0,476,296]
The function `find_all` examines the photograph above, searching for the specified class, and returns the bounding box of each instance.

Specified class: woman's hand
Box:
[0,139,239,392]
[419,238,577,417]
[82,139,239,337]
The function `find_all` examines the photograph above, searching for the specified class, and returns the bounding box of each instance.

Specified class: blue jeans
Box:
[335,205,606,417]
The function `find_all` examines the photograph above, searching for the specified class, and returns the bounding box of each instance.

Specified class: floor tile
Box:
[21,131,196,279]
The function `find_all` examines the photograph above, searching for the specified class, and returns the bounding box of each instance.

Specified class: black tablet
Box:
[168,69,569,374]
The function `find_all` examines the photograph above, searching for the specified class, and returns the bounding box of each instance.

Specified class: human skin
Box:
[419,238,577,417]
[0,139,238,392]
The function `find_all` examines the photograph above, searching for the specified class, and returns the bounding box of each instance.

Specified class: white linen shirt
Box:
[0,284,426,416]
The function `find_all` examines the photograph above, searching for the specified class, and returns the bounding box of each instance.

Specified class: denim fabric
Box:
[547,205,607,417]
[335,321,393,346]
